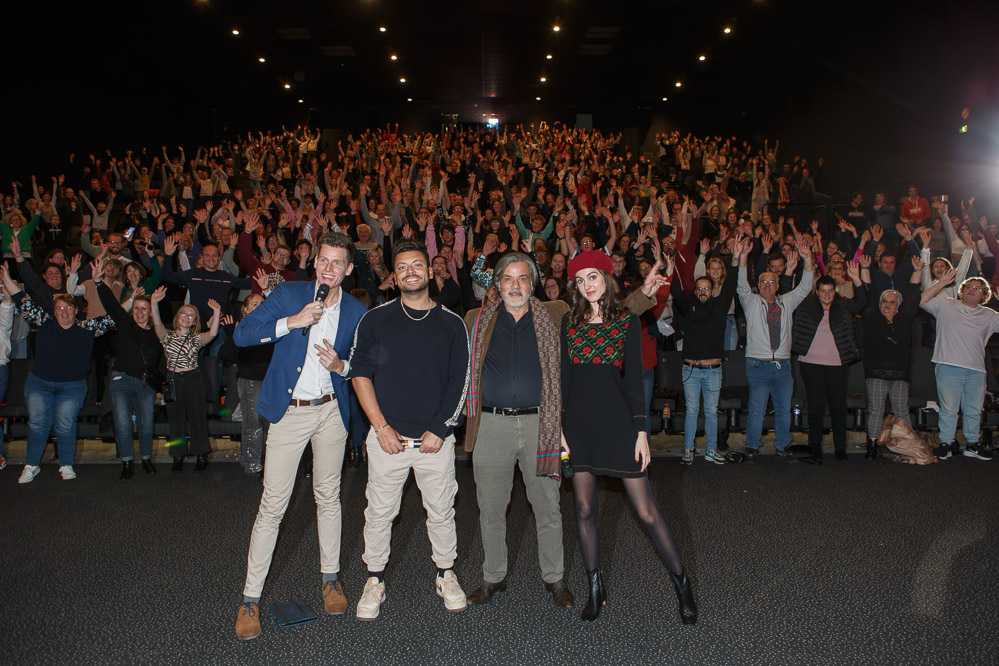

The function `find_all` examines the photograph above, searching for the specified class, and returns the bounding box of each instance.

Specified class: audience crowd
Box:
[2,121,997,480]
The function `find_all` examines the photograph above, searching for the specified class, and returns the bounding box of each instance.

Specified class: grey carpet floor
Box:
[1,454,996,665]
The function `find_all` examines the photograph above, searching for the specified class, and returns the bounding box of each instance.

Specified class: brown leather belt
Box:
[289,394,335,408]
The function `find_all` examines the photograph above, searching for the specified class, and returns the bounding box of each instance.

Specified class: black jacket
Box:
[861,281,920,381]
[791,284,867,365]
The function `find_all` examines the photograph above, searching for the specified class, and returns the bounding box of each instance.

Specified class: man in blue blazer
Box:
[233,232,367,641]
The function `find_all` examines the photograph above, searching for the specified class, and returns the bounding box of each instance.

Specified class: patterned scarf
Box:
[468,296,563,478]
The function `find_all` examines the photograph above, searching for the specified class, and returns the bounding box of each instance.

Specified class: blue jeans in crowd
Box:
[109,371,156,461]
[0,364,8,456]
[745,358,793,452]
[724,314,738,351]
[349,388,369,451]
[643,368,655,433]
[682,365,722,452]
[24,373,88,466]
[238,378,268,473]
[935,363,986,446]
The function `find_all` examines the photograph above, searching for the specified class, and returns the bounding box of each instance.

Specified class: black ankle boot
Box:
[670,571,698,625]
[141,459,156,474]
[866,438,879,459]
[581,569,607,621]
[194,454,208,471]
[172,457,184,472]
[120,461,134,480]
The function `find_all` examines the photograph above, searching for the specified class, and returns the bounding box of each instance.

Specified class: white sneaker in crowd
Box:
[59,465,77,480]
[436,570,468,612]
[355,577,386,621]
[19,465,41,484]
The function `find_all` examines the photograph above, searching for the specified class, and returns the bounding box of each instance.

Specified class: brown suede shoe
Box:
[235,602,261,640]
[322,580,348,615]
[545,579,574,609]
[467,579,507,605]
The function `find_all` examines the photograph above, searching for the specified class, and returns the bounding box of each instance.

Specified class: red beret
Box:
[568,250,613,280]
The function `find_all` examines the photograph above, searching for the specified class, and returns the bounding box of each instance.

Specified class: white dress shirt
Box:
[275,285,351,401]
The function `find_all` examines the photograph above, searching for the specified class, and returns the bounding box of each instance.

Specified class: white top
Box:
[921,297,999,373]
[274,285,351,400]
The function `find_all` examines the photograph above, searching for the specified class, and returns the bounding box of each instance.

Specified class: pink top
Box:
[798,308,841,366]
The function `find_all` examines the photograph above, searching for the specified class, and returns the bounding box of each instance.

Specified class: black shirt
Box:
[670,267,738,360]
[481,308,542,409]
[97,283,163,381]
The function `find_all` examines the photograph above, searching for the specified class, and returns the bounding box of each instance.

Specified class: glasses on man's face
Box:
[965,285,984,293]
[275,253,291,260]
[695,286,712,292]
[760,280,778,285]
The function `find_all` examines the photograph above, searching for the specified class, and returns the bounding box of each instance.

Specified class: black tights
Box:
[571,471,684,575]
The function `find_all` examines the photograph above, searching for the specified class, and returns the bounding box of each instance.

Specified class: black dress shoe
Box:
[120,461,134,480]
[581,569,606,621]
[467,579,507,605]
[172,457,184,472]
[834,449,848,461]
[670,571,698,625]
[348,447,362,469]
[194,455,209,471]
[545,579,574,608]
[141,459,156,474]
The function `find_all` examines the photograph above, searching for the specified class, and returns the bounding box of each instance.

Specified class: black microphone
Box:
[303,283,331,336]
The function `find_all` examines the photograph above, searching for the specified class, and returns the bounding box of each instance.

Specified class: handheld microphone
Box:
[303,283,331,336]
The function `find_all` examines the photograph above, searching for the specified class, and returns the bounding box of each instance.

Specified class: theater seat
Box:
[650,351,683,433]
[845,360,867,430]
[0,358,32,421]
[909,346,938,428]
[720,350,747,431]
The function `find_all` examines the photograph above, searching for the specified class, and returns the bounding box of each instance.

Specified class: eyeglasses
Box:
[760,280,778,285]
[965,285,984,292]
[179,313,195,319]
[695,286,712,292]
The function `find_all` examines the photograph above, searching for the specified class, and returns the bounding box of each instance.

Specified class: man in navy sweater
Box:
[349,240,471,621]
[232,233,367,641]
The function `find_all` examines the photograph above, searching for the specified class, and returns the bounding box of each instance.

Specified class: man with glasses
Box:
[921,272,999,460]
[671,240,743,465]
[737,237,814,460]
[238,213,298,295]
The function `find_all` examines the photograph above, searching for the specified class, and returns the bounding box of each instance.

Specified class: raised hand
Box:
[70,253,82,273]
[845,260,861,282]
[150,286,167,304]
[254,268,269,291]
[911,255,924,272]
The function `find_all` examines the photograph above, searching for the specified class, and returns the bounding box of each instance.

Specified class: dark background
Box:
[4,0,999,207]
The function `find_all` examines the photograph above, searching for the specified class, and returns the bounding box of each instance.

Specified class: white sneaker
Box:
[436,570,467,612]
[356,577,386,621]
[18,465,40,484]
[704,449,726,465]
[59,465,77,480]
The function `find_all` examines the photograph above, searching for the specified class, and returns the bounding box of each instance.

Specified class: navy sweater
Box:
[13,292,112,382]
[349,299,470,440]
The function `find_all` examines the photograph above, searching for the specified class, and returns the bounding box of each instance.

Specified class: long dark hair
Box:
[567,268,625,328]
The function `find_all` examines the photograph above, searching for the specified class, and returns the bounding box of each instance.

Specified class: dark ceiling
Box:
[5,0,999,201]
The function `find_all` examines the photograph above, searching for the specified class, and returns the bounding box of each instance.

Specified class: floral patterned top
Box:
[565,311,630,368]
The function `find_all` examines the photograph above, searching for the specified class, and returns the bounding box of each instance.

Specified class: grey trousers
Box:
[866,378,911,439]
[472,412,564,584]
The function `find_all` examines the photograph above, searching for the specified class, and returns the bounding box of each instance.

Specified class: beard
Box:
[501,289,530,309]
[398,274,429,294]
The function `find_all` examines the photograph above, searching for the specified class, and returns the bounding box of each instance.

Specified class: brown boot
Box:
[545,579,575,609]
[322,580,348,615]
[235,602,261,640]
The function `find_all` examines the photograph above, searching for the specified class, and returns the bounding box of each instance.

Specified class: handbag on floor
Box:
[268,600,318,628]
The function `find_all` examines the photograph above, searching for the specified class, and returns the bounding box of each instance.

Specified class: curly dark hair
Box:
[567,268,625,328]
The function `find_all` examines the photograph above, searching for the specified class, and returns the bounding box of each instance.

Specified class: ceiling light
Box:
[258,57,266,63]
[536,96,541,101]
[546,54,553,60]
[284,83,291,89]
[231,29,240,35]
[407,97,412,102]
[552,25,560,32]
[540,76,547,82]
[399,77,406,83]
[298,99,303,103]
[662,97,668,101]
[379,26,386,33]
[698,55,706,61]
[675,81,682,88]
[390,54,397,61]
[723,26,732,34]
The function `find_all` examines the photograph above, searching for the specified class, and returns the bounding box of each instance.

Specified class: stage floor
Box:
[2,455,995,664]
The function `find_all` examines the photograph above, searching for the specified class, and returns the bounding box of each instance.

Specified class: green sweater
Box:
[1,214,40,256]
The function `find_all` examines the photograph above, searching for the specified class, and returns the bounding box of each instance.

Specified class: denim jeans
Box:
[745,358,793,451]
[0,364,8,456]
[682,365,722,451]
[935,363,986,445]
[348,387,368,451]
[643,368,655,433]
[109,371,156,461]
[24,373,88,466]
[724,314,738,351]
[238,377,268,473]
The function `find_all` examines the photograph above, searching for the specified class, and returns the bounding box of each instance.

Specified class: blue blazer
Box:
[233,280,366,428]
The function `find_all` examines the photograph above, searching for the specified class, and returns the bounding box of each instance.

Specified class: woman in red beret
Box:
[561,250,696,625]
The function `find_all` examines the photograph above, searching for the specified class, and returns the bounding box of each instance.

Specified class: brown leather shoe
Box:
[467,579,507,605]
[545,579,574,608]
[235,602,261,640]
[322,580,348,615]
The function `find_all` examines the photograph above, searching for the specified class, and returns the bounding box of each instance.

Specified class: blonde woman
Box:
[150,290,221,471]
